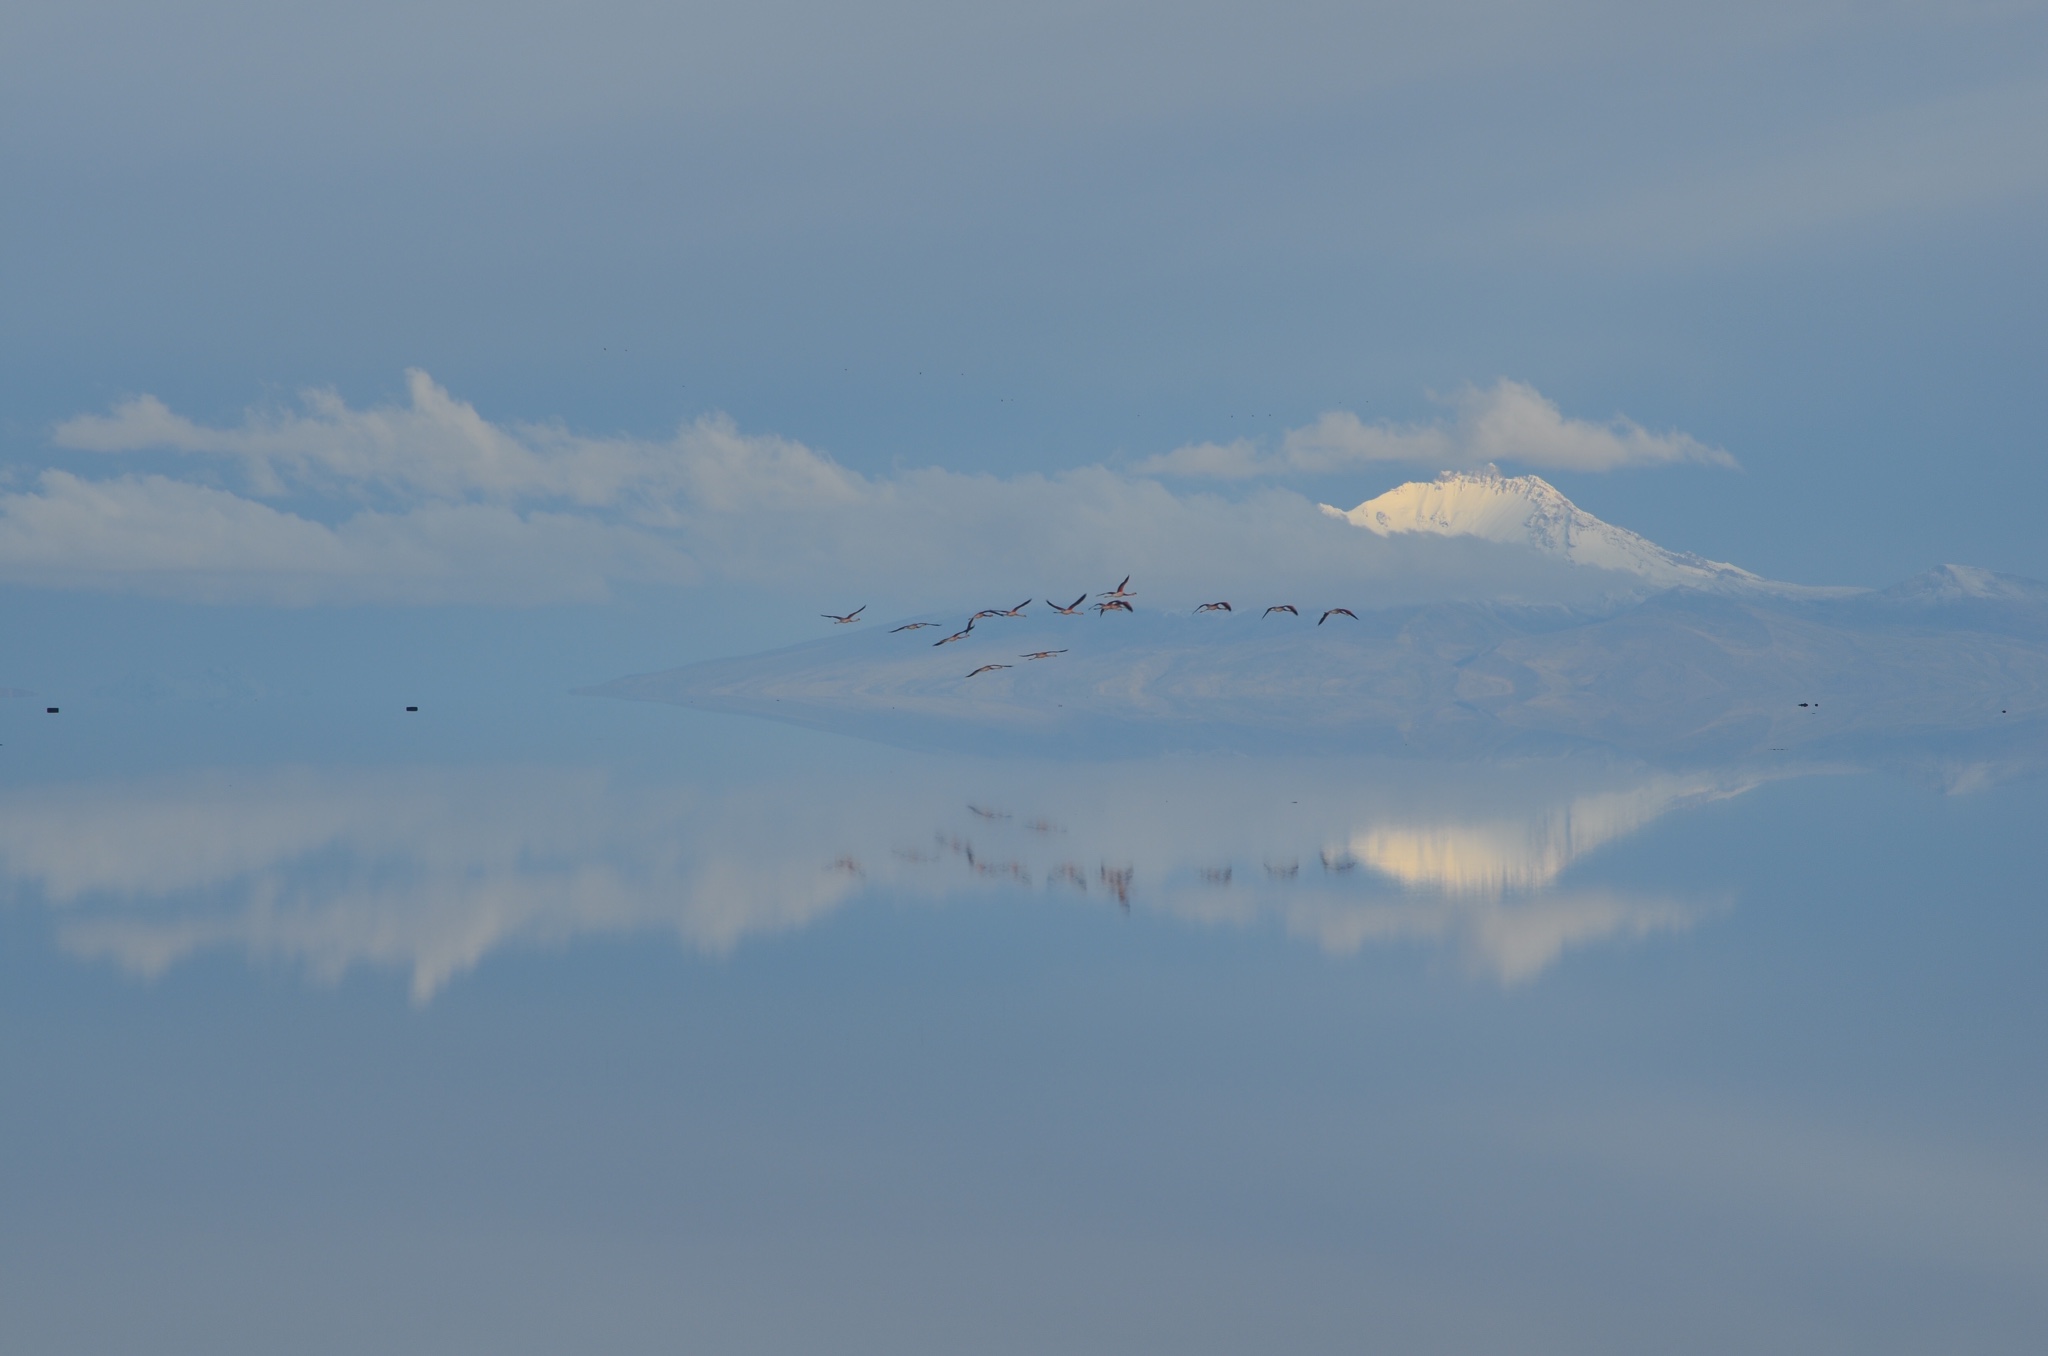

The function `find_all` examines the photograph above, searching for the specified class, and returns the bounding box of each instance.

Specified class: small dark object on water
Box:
[45,707,58,714]
[406,706,418,712]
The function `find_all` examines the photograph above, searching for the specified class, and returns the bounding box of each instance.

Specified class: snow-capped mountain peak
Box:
[1321,469,1785,593]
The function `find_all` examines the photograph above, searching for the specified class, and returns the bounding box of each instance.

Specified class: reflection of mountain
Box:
[598,566,2048,767]
[0,756,1750,997]
[1350,772,1756,894]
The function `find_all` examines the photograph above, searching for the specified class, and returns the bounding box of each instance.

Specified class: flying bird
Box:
[934,622,975,645]
[822,605,866,623]
[995,598,1033,617]
[1094,599,1134,614]
[890,621,939,632]
[1195,602,1232,613]
[966,664,1013,678]
[1047,594,1088,615]
[1020,650,1067,660]
[1319,608,1358,625]
[1262,605,1299,618]
[1097,576,1135,599]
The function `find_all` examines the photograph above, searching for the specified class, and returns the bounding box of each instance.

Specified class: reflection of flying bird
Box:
[1097,576,1134,598]
[1020,650,1067,660]
[1093,599,1133,614]
[966,664,1013,678]
[822,605,866,623]
[1047,594,1088,615]
[1319,608,1358,625]
[1262,605,1298,618]
[890,621,938,632]
[1195,602,1232,613]
[934,622,975,645]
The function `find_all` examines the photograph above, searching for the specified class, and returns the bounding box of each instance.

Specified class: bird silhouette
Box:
[1047,594,1088,615]
[995,599,1033,617]
[890,621,939,632]
[1020,650,1067,660]
[822,605,866,623]
[1319,608,1358,625]
[1263,605,1299,618]
[1196,602,1232,612]
[966,663,1013,678]
[934,621,975,645]
[1097,576,1135,599]
[1094,599,1134,614]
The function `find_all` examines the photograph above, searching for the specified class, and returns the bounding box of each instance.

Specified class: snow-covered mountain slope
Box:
[1322,470,1843,597]
[1873,564,2048,606]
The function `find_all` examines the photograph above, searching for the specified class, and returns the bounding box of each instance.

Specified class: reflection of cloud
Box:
[1138,380,1732,478]
[0,768,860,1002]
[1295,890,1699,984]
[0,757,1751,997]
[1350,774,1757,895]
[1149,880,1701,984]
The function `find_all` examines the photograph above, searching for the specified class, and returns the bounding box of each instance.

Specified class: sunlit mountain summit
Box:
[594,474,2048,772]
[1323,468,1834,596]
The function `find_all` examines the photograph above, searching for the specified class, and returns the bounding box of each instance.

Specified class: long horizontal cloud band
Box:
[1138,379,1735,478]
[5,372,1727,605]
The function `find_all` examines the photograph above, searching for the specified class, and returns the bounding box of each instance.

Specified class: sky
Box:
[3,0,2046,633]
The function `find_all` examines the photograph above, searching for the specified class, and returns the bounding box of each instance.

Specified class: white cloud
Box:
[1139,379,1735,478]
[16,371,1708,606]
[0,469,699,604]
[53,369,863,511]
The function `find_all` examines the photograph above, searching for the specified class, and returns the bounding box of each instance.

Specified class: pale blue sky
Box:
[3,0,2045,599]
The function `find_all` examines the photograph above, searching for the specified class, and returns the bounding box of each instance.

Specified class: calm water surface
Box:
[3,696,2044,1353]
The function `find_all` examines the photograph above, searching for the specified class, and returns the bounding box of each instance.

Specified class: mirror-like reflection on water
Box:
[3,706,2045,1354]
[1,754,1756,997]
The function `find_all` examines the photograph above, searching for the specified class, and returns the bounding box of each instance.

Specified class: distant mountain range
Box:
[591,474,2048,777]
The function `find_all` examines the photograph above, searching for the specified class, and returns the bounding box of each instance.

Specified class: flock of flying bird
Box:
[821,577,1363,679]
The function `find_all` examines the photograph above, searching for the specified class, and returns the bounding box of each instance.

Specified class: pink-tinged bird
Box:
[1196,601,1232,613]
[890,621,938,632]
[1094,599,1133,614]
[934,621,975,646]
[995,598,1033,617]
[1047,594,1088,615]
[1319,608,1358,625]
[822,605,866,623]
[1262,605,1299,618]
[1020,649,1067,660]
[1097,575,1134,599]
[966,664,1013,678]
